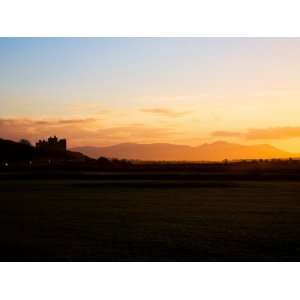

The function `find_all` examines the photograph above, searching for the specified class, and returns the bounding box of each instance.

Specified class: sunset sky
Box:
[1,38,300,152]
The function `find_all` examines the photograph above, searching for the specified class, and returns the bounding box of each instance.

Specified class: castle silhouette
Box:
[36,136,67,153]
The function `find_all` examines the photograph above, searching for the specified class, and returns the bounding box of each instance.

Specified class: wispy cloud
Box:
[0,118,95,126]
[0,118,97,144]
[212,127,300,140]
[211,130,242,137]
[140,107,191,117]
[0,118,180,147]
[56,118,96,125]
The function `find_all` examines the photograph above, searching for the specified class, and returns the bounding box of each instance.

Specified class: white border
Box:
[1,0,300,299]
[0,263,300,299]
[0,0,300,36]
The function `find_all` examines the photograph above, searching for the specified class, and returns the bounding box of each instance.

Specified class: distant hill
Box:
[0,138,88,162]
[72,141,294,161]
[0,138,34,161]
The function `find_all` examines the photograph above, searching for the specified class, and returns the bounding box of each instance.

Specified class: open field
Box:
[1,173,300,261]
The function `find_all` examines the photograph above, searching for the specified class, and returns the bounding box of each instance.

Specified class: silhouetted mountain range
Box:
[72,141,296,161]
[1,138,298,163]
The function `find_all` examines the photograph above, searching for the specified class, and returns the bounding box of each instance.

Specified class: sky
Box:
[1,37,300,152]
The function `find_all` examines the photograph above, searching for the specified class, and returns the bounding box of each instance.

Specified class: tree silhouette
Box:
[19,139,32,146]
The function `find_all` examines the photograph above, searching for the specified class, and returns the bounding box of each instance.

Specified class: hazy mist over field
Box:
[72,141,295,161]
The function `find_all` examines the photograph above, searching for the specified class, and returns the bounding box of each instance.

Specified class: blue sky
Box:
[1,38,300,150]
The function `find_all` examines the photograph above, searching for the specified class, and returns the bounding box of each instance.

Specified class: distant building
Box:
[36,136,67,154]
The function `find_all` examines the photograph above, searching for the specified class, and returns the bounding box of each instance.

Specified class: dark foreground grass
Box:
[1,177,300,261]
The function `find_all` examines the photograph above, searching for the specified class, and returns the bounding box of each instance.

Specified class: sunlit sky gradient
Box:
[1,38,300,152]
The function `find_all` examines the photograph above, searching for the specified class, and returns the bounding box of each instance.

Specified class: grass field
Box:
[1,175,300,261]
